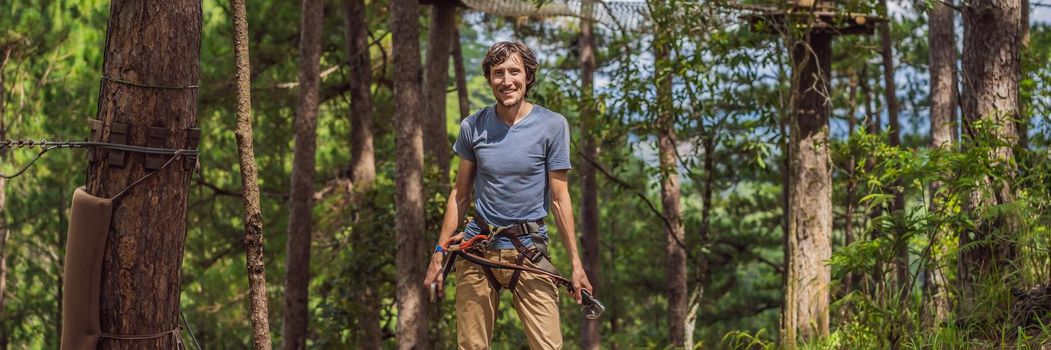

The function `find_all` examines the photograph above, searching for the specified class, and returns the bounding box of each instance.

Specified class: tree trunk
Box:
[345,0,382,347]
[959,0,1021,316]
[347,0,376,190]
[0,47,9,350]
[423,0,456,193]
[654,22,687,347]
[878,0,909,304]
[452,21,469,120]
[684,132,714,350]
[87,1,201,348]
[781,32,832,348]
[578,2,601,348]
[1017,0,1029,149]
[231,0,273,348]
[924,0,956,328]
[843,71,858,297]
[861,66,883,296]
[391,0,429,347]
[283,0,323,348]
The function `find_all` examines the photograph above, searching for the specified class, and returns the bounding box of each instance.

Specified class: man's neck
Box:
[495,101,533,126]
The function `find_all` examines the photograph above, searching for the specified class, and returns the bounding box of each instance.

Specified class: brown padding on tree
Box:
[60,187,113,350]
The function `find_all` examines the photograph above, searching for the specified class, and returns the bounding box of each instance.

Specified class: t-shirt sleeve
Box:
[452,118,476,161]
[546,117,572,171]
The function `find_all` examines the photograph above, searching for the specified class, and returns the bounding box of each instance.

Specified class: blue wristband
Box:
[434,245,447,255]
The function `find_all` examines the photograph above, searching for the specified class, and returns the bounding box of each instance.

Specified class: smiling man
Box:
[423,41,593,349]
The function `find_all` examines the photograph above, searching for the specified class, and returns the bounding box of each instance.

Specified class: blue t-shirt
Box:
[452,104,572,249]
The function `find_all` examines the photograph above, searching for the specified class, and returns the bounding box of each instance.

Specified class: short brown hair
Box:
[482,41,539,93]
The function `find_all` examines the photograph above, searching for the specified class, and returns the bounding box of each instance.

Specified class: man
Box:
[423,41,593,349]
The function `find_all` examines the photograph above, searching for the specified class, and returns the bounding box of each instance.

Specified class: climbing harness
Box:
[432,217,606,320]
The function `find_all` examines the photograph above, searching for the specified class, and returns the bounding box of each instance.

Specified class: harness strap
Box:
[457,250,571,288]
[481,265,502,292]
[507,254,527,292]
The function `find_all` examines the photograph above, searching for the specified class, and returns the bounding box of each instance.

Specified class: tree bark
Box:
[87,1,201,348]
[878,0,909,304]
[231,0,273,348]
[0,47,9,350]
[452,21,470,120]
[345,0,382,347]
[347,0,376,190]
[391,0,429,347]
[861,66,883,295]
[843,71,858,297]
[423,0,456,193]
[924,0,956,328]
[1017,0,1029,149]
[578,2,601,348]
[959,0,1021,316]
[781,32,832,348]
[654,19,687,347]
[283,0,323,348]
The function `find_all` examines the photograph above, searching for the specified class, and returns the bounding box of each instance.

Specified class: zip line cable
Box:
[0,138,199,179]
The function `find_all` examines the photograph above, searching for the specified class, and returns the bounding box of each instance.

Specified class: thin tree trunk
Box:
[283,0,323,348]
[231,0,273,348]
[392,0,429,347]
[1017,0,1029,149]
[924,0,956,328]
[87,1,202,348]
[684,132,714,350]
[0,47,9,350]
[423,0,456,193]
[959,0,1021,317]
[578,1,601,347]
[345,0,381,347]
[347,0,376,190]
[452,21,469,120]
[843,71,859,297]
[878,0,909,304]
[782,32,832,348]
[654,19,687,347]
[862,66,883,296]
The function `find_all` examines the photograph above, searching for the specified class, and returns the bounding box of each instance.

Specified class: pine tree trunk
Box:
[423,0,456,193]
[347,0,376,190]
[861,66,882,296]
[345,0,382,347]
[578,2,601,347]
[959,0,1021,316]
[283,0,323,348]
[0,47,9,350]
[878,0,909,303]
[1017,0,1029,149]
[231,0,273,348]
[654,23,687,347]
[87,1,201,348]
[452,22,469,120]
[781,32,832,348]
[843,71,858,297]
[392,0,429,347]
[924,0,956,328]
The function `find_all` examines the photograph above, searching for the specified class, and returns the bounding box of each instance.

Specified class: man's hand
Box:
[423,253,446,300]
[570,266,593,304]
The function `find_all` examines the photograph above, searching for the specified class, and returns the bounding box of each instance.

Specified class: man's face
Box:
[488,53,530,108]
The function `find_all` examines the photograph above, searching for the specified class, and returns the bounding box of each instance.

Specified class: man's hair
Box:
[482,41,539,93]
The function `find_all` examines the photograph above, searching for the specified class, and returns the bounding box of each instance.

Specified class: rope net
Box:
[460,0,650,29]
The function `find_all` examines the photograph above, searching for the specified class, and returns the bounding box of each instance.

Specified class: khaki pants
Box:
[454,249,562,350]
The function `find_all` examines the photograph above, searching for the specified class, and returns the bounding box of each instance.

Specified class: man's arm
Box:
[423,158,475,290]
[549,169,593,303]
